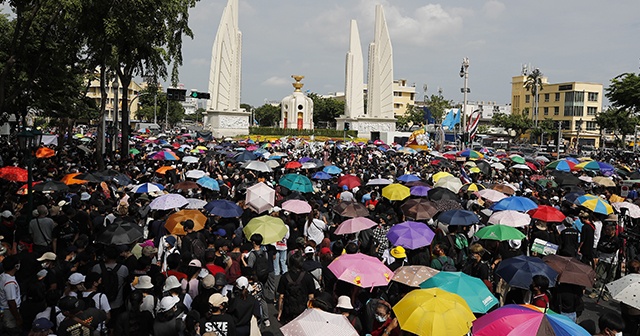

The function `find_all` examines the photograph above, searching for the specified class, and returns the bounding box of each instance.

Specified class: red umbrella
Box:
[17,181,42,195]
[0,166,29,182]
[528,205,566,222]
[525,162,538,171]
[284,161,302,169]
[337,175,362,189]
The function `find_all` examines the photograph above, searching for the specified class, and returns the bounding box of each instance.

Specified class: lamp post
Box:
[459,57,470,149]
[17,129,43,223]
[576,119,583,154]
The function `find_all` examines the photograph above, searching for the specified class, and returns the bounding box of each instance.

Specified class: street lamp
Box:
[576,119,583,154]
[459,57,470,149]
[17,129,43,223]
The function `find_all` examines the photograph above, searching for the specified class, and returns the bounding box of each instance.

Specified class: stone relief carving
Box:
[219,115,249,129]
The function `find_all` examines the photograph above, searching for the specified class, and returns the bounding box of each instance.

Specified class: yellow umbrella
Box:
[382,183,411,201]
[195,145,208,151]
[393,288,475,336]
[469,167,481,174]
[243,215,288,244]
[432,171,453,183]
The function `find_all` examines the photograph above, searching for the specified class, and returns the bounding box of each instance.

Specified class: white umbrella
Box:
[242,160,273,173]
[535,156,550,163]
[182,156,198,163]
[246,182,275,214]
[612,201,640,218]
[434,176,462,193]
[578,176,593,183]
[491,162,506,170]
[185,198,207,209]
[266,160,280,168]
[149,194,188,210]
[366,178,393,186]
[476,189,507,202]
[185,170,206,179]
[511,164,531,170]
[607,273,640,310]
[282,200,312,214]
[301,162,317,169]
[488,210,531,227]
[281,308,358,336]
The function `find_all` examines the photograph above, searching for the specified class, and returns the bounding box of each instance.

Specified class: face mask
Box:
[375,315,387,323]
[41,262,49,268]
[165,243,171,249]
[615,333,623,336]
[15,264,20,271]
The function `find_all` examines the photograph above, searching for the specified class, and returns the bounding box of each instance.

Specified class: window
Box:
[563,107,571,117]
[586,121,597,131]
[525,95,530,103]
[410,93,415,100]
[543,107,549,115]
[393,92,401,97]
[544,93,549,102]
[588,92,598,101]
[554,106,559,115]
[587,106,597,115]
[555,93,560,101]
[394,103,402,109]
[564,106,584,117]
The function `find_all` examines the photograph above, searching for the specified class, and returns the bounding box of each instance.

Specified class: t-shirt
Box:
[200,314,236,336]
[0,273,20,309]
[29,216,55,246]
[304,219,327,245]
[57,308,107,336]
[90,262,129,309]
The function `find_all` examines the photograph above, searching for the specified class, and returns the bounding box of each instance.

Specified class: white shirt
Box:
[272,225,290,251]
[304,218,327,245]
[593,220,603,249]
[0,273,20,309]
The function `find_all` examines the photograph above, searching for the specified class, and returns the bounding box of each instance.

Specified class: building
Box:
[280,75,314,130]
[86,76,142,125]
[391,79,416,117]
[511,74,603,147]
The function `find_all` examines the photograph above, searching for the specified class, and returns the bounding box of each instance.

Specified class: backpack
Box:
[99,263,122,302]
[189,233,206,261]
[283,272,307,319]
[81,292,100,309]
[252,249,270,283]
[446,234,469,269]
[437,256,458,272]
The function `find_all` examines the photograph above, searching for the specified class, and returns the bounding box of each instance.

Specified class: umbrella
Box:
[409,185,431,197]
[492,183,516,195]
[433,199,463,212]
[543,255,596,288]
[280,308,358,336]
[573,160,615,173]
[131,182,164,194]
[546,159,576,172]
[393,288,475,336]
[606,273,640,310]
[475,161,492,175]
[196,176,220,191]
[155,166,175,174]
[391,265,439,287]
[149,194,188,210]
[495,255,559,289]
[205,200,243,218]
[266,160,280,168]
[284,161,302,169]
[398,174,421,183]
[461,183,485,193]
[35,147,55,158]
[323,165,343,175]
[234,151,257,162]
[428,187,459,201]
[509,154,526,164]
[334,217,377,235]
[491,196,538,212]
[476,189,507,202]
[475,225,525,241]
[337,175,362,189]
[165,209,207,235]
[511,164,531,171]
[185,198,207,209]
[243,215,288,244]
[535,156,551,163]
[33,181,69,193]
[574,194,613,215]
[61,173,88,185]
[311,171,332,180]
[387,221,435,249]
[401,199,439,220]
[97,219,143,245]
[173,181,199,190]
[490,162,506,170]
[95,170,132,186]
[434,176,463,193]
[73,173,101,183]
[366,178,393,186]
[182,156,198,163]
[282,199,312,214]
[591,176,615,187]
[536,179,558,188]
[150,151,180,160]
[328,253,393,288]
[528,205,566,222]
[246,182,275,214]
[487,210,531,227]
[420,272,498,313]
[551,171,580,186]
[334,201,369,218]
[472,304,591,336]
[279,174,314,193]
[438,209,479,226]
[458,149,484,159]
[185,170,206,179]
[432,171,453,183]
[382,183,411,201]
[612,201,640,218]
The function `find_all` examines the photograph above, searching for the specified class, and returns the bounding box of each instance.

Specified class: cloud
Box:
[190,58,209,67]
[482,1,506,19]
[261,76,290,87]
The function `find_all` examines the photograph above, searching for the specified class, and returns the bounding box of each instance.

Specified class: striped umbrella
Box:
[574,194,613,215]
[545,159,575,172]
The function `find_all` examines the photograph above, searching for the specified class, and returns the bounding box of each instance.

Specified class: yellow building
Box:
[511,75,603,148]
[85,77,143,125]
[361,79,416,117]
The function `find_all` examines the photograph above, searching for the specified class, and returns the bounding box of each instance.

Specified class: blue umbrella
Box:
[196,176,220,191]
[323,165,342,175]
[312,171,332,180]
[398,174,421,183]
[438,209,479,226]
[491,196,538,212]
[409,185,431,197]
[495,255,559,289]
[204,200,243,218]
[131,182,164,193]
[234,151,257,162]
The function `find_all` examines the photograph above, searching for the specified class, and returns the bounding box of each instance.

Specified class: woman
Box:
[462,243,493,291]
[115,290,154,336]
[228,276,259,336]
[153,296,185,336]
[181,259,201,299]
[304,210,327,247]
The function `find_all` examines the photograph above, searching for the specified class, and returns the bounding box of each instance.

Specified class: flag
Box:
[423,106,435,124]
[466,109,482,141]
[460,167,472,184]
[453,108,461,126]
[441,109,455,130]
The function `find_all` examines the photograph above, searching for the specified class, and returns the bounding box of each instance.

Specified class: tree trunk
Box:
[117,72,131,160]
[94,66,107,170]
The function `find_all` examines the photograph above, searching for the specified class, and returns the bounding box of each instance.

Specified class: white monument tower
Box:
[204,0,250,137]
[280,75,314,130]
[343,20,365,119]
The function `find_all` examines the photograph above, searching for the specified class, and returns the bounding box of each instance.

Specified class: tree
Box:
[308,93,345,124]
[396,105,424,130]
[136,91,185,126]
[254,104,280,127]
[524,68,544,127]
[606,72,640,115]
[492,113,532,140]
[530,118,556,143]
[595,106,638,146]
[424,94,453,123]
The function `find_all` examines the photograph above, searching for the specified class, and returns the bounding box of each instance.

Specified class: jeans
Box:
[561,311,577,322]
[273,250,288,275]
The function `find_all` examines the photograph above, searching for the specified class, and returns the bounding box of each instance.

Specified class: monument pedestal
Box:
[337,116,396,139]
[205,109,251,138]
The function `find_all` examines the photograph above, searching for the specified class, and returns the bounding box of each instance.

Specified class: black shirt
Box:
[200,314,236,336]
[558,227,579,257]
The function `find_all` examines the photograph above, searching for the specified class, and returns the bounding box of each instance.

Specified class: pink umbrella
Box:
[282,199,312,214]
[488,210,531,227]
[328,253,393,288]
[334,217,377,235]
[476,189,507,202]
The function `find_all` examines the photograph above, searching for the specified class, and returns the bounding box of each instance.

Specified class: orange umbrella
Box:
[165,209,207,235]
[35,147,55,159]
[61,173,88,185]
[156,166,175,175]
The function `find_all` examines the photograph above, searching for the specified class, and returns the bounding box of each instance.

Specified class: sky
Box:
[176,0,640,108]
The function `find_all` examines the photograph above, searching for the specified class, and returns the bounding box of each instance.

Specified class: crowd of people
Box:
[0,130,637,336]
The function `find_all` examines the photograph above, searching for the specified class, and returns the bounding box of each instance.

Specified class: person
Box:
[244,233,269,285]
[158,235,180,272]
[530,275,550,309]
[370,302,400,336]
[577,209,596,266]
[81,272,111,334]
[0,255,22,335]
[200,293,236,336]
[227,276,259,336]
[462,243,492,291]
[180,220,206,261]
[114,290,154,336]
[336,295,362,334]
[387,246,407,272]
[304,210,328,247]
[590,223,620,300]
[90,245,129,327]
[550,283,584,322]
[163,275,192,312]
[558,217,580,258]
[153,296,185,336]
[29,205,55,255]
[57,296,107,336]
[134,275,158,317]
[620,259,640,336]
[272,213,289,276]
[277,252,315,324]
[594,312,625,336]
[28,317,54,336]
[302,246,323,290]
[430,243,456,271]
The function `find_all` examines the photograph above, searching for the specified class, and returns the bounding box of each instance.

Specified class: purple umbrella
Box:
[410,185,431,197]
[386,221,435,249]
[298,157,313,163]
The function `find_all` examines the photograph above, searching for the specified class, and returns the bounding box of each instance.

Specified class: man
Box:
[157,235,179,272]
[91,245,129,327]
[180,219,206,261]
[57,296,107,336]
[200,293,236,336]
[430,243,456,271]
[302,246,323,290]
[277,252,315,324]
[0,255,22,335]
[339,185,355,202]
[81,272,111,334]
[589,223,620,300]
[29,205,55,255]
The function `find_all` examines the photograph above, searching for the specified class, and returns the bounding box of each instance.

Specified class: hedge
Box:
[249,127,358,138]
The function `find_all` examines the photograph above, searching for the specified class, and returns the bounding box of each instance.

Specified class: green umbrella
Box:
[243,215,288,244]
[129,148,140,155]
[536,179,557,188]
[474,224,525,241]
[509,155,526,164]
[279,173,314,193]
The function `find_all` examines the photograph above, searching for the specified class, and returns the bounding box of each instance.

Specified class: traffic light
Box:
[167,88,187,101]
[190,91,211,99]
[344,122,350,131]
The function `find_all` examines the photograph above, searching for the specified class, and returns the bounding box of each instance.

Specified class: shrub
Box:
[249,127,357,138]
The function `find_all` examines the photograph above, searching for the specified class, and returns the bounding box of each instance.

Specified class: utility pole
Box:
[165,98,169,132]
[154,93,158,125]
[635,125,639,154]
[113,79,119,152]
[556,121,562,158]
[576,119,582,154]
[459,57,470,150]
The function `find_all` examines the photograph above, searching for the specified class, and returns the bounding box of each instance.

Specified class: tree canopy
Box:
[492,113,532,139]
[606,72,640,115]
[254,104,280,127]
[308,93,345,124]
[595,106,638,145]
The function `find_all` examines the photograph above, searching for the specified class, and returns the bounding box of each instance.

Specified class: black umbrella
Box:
[95,169,132,186]
[33,181,69,193]
[97,219,143,245]
[475,160,492,175]
[428,187,459,201]
[433,199,463,212]
[234,151,257,162]
[76,173,102,183]
[552,171,580,186]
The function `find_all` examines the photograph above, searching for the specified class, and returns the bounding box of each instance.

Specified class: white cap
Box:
[68,273,86,285]
[304,246,315,254]
[0,210,12,218]
[336,295,354,310]
[236,276,249,290]
[509,239,522,249]
[37,252,57,261]
[158,296,180,312]
[80,192,91,201]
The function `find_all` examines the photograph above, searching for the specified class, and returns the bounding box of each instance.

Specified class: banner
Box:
[466,109,481,141]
